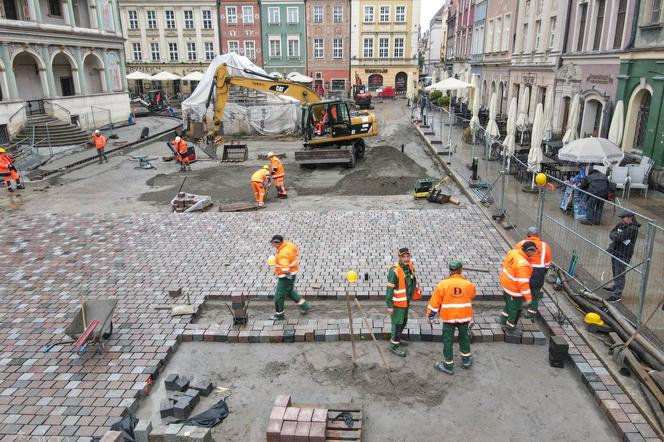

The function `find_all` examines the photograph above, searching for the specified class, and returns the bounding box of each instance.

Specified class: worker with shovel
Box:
[267,152,288,198]
[386,247,421,357]
[514,227,551,319]
[499,242,538,337]
[251,165,271,208]
[427,260,477,375]
[173,136,190,171]
[269,235,311,320]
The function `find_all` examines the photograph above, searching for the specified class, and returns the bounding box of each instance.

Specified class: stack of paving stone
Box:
[171,192,212,213]
[160,373,213,420]
[266,395,327,442]
[231,293,248,325]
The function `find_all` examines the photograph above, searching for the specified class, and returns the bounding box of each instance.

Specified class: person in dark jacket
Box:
[579,169,610,225]
[605,210,640,302]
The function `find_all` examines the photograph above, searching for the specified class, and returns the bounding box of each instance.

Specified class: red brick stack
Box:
[266,395,327,442]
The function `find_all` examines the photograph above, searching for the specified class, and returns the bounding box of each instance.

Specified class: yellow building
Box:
[350,0,421,99]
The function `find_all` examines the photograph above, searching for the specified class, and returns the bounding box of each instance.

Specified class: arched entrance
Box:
[395,72,407,94]
[84,53,105,94]
[13,51,47,100]
[561,96,571,135]
[580,97,603,138]
[368,74,383,91]
[52,52,78,96]
[481,79,488,106]
[624,85,653,151]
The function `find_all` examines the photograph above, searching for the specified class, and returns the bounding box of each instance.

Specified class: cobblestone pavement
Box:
[0,206,506,439]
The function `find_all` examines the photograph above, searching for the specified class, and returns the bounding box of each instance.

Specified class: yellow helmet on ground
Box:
[584,312,604,326]
[263,165,270,171]
[267,151,275,158]
[0,148,5,153]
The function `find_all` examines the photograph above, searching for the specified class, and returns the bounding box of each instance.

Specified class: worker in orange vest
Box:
[427,260,477,375]
[269,235,310,320]
[251,165,271,208]
[514,227,552,319]
[499,242,538,336]
[173,136,190,171]
[385,247,421,357]
[0,148,25,193]
[92,129,108,164]
[267,152,287,198]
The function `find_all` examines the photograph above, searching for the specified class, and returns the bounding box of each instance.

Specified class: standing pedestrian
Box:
[92,130,108,164]
[605,210,640,303]
[514,227,552,319]
[499,242,538,336]
[427,260,477,375]
[579,168,610,225]
[385,247,420,357]
[250,165,271,208]
[269,235,310,320]
[0,148,25,192]
[267,152,288,198]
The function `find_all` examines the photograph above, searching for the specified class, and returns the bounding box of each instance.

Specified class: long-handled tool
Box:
[345,292,357,366]
[353,298,394,386]
[609,300,663,353]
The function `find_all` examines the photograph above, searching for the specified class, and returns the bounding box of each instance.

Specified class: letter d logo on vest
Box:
[454,287,462,296]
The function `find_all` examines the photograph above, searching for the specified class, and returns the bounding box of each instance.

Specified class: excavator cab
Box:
[302,101,351,140]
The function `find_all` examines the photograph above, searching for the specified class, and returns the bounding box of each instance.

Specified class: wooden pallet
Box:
[292,402,363,441]
[218,202,258,212]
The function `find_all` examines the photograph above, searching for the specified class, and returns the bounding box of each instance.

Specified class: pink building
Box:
[219,0,263,66]
[453,0,473,77]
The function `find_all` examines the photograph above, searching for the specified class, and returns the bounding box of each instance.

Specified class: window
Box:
[244,41,255,59]
[650,0,661,24]
[394,37,404,57]
[168,42,178,60]
[495,17,502,52]
[150,43,160,61]
[363,37,374,57]
[380,6,390,22]
[614,0,627,48]
[226,6,237,24]
[549,17,557,49]
[593,0,605,50]
[132,43,142,61]
[243,6,253,24]
[313,5,323,22]
[269,7,280,24]
[204,42,215,60]
[378,37,389,58]
[536,0,543,15]
[269,37,281,57]
[312,38,323,58]
[128,11,138,30]
[228,41,239,54]
[47,0,61,16]
[202,10,212,29]
[288,37,300,57]
[486,19,494,52]
[503,14,511,51]
[333,6,343,23]
[331,79,346,91]
[395,5,405,22]
[364,6,374,22]
[522,23,528,52]
[535,20,542,50]
[165,10,175,29]
[184,10,193,29]
[333,38,343,59]
[287,7,298,24]
[186,42,196,60]
[577,3,587,51]
[147,10,156,29]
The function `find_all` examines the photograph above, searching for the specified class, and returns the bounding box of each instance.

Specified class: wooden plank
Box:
[328,411,362,421]
[327,421,361,430]
[326,430,361,441]
[651,371,664,393]
[219,202,258,212]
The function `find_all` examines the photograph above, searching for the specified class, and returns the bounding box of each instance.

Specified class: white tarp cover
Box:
[181,53,299,135]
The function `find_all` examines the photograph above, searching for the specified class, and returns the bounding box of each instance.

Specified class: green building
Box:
[260,0,307,75]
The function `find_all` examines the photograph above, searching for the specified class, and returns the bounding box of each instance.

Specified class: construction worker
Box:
[92,129,108,164]
[514,227,551,318]
[499,242,538,336]
[267,152,287,198]
[386,247,420,357]
[173,136,190,171]
[269,235,311,320]
[251,165,271,208]
[0,148,25,193]
[427,260,477,375]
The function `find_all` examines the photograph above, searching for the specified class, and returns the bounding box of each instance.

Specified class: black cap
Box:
[618,209,635,218]
[521,241,538,252]
[398,247,410,256]
[270,235,284,243]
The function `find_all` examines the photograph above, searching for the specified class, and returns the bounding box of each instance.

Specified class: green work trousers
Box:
[502,293,523,329]
[442,322,471,368]
[390,307,408,345]
[274,276,302,315]
[528,286,542,312]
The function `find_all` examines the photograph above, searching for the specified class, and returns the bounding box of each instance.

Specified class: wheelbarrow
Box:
[43,299,118,355]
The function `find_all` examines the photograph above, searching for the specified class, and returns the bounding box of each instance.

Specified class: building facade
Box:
[423,6,445,83]
[444,0,457,76]
[453,0,473,77]
[120,0,220,94]
[305,0,351,96]
[350,0,421,98]
[260,0,307,75]
[0,0,130,136]
[219,0,262,66]
[470,0,486,91]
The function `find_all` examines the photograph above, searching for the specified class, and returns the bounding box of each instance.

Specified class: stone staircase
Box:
[12,114,90,148]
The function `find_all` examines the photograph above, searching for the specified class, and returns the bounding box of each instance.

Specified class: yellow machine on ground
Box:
[205,64,378,167]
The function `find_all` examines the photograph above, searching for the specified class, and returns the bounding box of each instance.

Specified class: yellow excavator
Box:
[204,63,378,167]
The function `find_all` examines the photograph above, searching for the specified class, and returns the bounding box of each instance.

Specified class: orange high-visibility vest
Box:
[387,262,415,308]
[500,248,533,301]
[275,241,300,278]
[174,139,188,155]
[270,156,285,179]
[427,274,477,323]
[515,236,551,269]
[93,134,106,149]
[0,154,11,175]
[251,168,270,183]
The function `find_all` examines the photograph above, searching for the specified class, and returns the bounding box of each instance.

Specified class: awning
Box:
[126,71,152,80]
[425,77,473,92]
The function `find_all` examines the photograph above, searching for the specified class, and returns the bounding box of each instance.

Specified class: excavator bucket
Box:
[294,148,354,166]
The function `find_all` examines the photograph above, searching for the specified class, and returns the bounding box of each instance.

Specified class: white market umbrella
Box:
[287,72,313,83]
[562,94,581,144]
[558,137,625,166]
[608,100,625,147]
[469,75,478,113]
[485,92,500,139]
[516,88,530,129]
[126,71,152,80]
[528,103,544,174]
[425,77,472,92]
[541,93,554,141]
[181,71,204,81]
[269,71,284,78]
[504,97,518,157]
[151,71,181,81]
[442,71,449,80]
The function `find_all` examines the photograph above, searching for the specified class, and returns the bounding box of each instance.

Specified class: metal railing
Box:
[8,101,27,123]
[44,100,71,122]
[90,105,116,137]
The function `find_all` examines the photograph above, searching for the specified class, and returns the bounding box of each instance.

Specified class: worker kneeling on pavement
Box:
[267,152,287,199]
[251,165,271,208]
[427,260,477,375]
[269,235,311,320]
[173,136,190,171]
[385,247,421,357]
[499,241,538,336]
[0,148,25,193]
[514,227,551,319]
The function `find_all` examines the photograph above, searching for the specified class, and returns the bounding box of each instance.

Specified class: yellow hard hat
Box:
[535,173,547,187]
[346,270,358,283]
[267,151,275,158]
[0,148,5,153]
[584,312,604,326]
[263,165,270,171]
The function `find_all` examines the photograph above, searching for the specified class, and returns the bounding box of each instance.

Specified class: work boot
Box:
[498,314,508,325]
[462,356,473,369]
[16,181,25,190]
[7,187,14,193]
[523,309,537,320]
[299,301,311,315]
[278,194,288,199]
[502,325,523,336]
[434,361,454,375]
[389,345,406,357]
[398,340,409,347]
[270,314,285,321]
